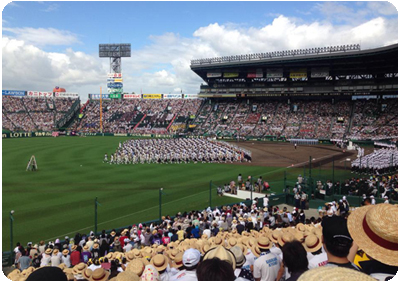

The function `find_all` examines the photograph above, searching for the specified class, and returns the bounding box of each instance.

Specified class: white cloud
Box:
[2,15,398,101]
[3,27,80,47]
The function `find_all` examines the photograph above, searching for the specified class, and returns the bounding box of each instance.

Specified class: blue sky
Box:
[2,1,398,100]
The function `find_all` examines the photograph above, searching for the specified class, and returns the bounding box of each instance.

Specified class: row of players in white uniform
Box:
[104,138,252,164]
[351,148,398,171]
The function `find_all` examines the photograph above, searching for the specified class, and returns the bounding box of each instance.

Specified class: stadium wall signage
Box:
[164,94,182,99]
[289,69,308,79]
[27,91,53,97]
[2,131,54,138]
[108,73,123,78]
[311,68,329,78]
[54,92,79,98]
[143,94,162,99]
[2,90,26,96]
[123,94,141,99]
[266,68,283,78]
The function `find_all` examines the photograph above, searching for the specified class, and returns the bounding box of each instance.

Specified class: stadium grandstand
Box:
[2,44,398,281]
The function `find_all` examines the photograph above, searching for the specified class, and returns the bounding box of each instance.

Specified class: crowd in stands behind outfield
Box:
[3,97,398,141]
[8,194,397,281]
[2,96,77,132]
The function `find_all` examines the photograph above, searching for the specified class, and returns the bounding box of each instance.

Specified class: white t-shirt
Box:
[253,251,280,281]
[308,252,328,269]
[263,197,269,207]
[170,269,198,281]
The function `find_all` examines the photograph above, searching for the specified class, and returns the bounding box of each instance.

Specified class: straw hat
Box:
[44,248,52,255]
[127,259,146,276]
[73,262,87,275]
[126,251,135,262]
[214,236,224,246]
[278,232,295,247]
[296,223,306,233]
[298,266,376,281]
[7,269,21,280]
[251,245,261,257]
[269,230,282,244]
[71,245,77,251]
[52,249,59,255]
[170,251,183,268]
[168,249,179,260]
[93,243,100,249]
[89,268,110,281]
[200,243,210,255]
[82,268,92,280]
[115,270,140,281]
[83,245,89,251]
[150,254,169,272]
[132,248,142,258]
[228,238,237,248]
[303,234,323,253]
[62,249,69,256]
[110,231,116,236]
[57,263,67,271]
[257,237,272,250]
[203,245,236,270]
[347,203,398,266]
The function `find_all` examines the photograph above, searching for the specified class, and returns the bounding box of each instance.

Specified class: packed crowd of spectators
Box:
[74,99,202,134]
[2,96,77,132]
[9,196,397,281]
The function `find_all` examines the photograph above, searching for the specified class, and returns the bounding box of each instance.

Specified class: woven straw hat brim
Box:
[302,235,323,253]
[347,204,398,266]
[298,266,376,281]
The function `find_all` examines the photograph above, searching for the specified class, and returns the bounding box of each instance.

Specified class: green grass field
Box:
[2,137,287,251]
[2,137,354,251]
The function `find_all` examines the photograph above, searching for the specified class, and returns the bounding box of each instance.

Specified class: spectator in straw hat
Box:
[72,262,88,280]
[51,249,62,267]
[61,249,71,268]
[81,245,92,264]
[347,203,398,280]
[197,258,236,281]
[253,237,281,281]
[277,240,309,281]
[41,248,52,266]
[115,270,140,281]
[321,215,360,271]
[298,266,376,281]
[303,234,327,269]
[70,245,81,266]
[151,254,170,281]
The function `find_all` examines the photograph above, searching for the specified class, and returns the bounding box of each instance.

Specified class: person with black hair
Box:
[321,215,360,270]
[279,241,309,281]
[196,257,236,281]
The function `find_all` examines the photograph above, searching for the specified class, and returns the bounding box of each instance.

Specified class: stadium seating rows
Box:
[2,97,398,141]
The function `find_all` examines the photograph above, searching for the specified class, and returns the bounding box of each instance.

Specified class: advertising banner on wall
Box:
[223,72,239,78]
[247,69,263,78]
[110,93,122,99]
[107,73,123,78]
[27,91,53,97]
[290,69,307,79]
[123,94,141,99]
[266,68,283,78]
[184,94,199,99]
[143,94,162,99]
[164,94,182,99]
[89,94,110,100]
[2,90,26,96]
[311,68,329,78]
[107,83,123,88]
[54,92,79,98]
[207,72,221,78]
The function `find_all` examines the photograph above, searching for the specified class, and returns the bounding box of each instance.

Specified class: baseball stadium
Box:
[2,42,398,280]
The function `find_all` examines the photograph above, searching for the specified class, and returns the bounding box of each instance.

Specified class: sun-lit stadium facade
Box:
[190,44,398,99]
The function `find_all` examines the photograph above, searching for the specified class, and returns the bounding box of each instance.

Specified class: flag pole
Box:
[100,87,103,133]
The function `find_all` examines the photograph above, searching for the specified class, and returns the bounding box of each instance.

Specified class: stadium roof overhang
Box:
[190,44,398,82]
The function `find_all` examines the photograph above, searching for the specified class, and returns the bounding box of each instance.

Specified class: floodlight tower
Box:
[99,43,131,74]
[98,44,131,132]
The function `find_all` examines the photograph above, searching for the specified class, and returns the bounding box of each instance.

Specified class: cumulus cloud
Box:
[2,15,398,101]
[3,27,80,47]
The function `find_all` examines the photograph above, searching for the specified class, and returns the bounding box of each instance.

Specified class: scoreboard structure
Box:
[99,43,131,97]
[190,44,398,98]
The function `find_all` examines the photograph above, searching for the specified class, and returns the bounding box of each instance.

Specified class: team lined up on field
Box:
[105,138,252,164]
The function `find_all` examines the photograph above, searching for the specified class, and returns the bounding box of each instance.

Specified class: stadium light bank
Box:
[190,44,361,65]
